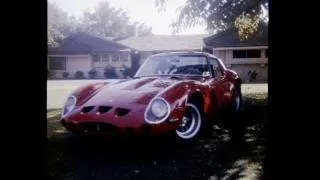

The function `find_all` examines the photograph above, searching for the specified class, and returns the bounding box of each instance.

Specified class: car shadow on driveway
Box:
[47,98,267,180]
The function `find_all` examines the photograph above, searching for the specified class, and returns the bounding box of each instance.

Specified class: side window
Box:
[209,58,223,77]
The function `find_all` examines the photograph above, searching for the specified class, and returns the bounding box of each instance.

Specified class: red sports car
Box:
[61,51,242,141]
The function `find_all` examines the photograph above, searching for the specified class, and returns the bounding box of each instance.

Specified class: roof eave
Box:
[209,46,268,50]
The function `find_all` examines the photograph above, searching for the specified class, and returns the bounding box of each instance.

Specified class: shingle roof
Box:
[203,25,268,48]
[117,34,209,51]
[48,33,131,54]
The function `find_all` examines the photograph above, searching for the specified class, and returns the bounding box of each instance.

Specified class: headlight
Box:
[63,96,77,115]
[151,99,168,118]
[145,97,170,124]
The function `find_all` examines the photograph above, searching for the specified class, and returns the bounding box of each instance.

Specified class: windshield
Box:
[135,55,210,77]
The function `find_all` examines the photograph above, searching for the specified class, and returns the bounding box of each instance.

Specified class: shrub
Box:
[75,71,85,79]
[88,69,98,79]
[47,70,56,79]
[62,72,70,79]
[104,67,118,79]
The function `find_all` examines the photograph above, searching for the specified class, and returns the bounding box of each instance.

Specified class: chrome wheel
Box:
[233,91,241,111]
[176,103,202,140]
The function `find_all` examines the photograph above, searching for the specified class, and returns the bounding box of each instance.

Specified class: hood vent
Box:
[115,108,131,117]
[98,106,113,114]
[82,106,95,113]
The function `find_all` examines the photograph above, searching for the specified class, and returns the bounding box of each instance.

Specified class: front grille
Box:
[79,122,117,133]
[98,106,112,114]
[82,106,95,113]
[115,108,131,117]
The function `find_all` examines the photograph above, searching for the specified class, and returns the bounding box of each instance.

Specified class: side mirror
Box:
[202,71,211,77]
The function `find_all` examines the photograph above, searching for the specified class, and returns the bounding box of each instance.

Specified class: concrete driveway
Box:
[47,80,268,109]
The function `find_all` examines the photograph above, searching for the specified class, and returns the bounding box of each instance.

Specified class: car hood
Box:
[82,77,181,108]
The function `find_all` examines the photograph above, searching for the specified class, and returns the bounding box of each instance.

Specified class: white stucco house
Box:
[118,31,268,82]
[47,33,135,79]
[118,34,208,66]
[48,29,268,82]
[203,25,268,82]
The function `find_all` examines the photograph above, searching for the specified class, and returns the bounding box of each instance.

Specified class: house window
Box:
[120,53,129,61]
[111,54,120,61]
[93,55,100,62]
[233,50,246,58]
[265,49,268,58]
[49,56,66,70]
[93,54,110,62]
[101,54,109,62]
[247,50,261,58]
[233,50,261,58]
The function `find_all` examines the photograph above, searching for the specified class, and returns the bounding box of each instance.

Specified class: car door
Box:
[207,57,230,108]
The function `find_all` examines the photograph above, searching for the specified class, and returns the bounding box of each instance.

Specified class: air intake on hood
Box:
[115,108,131,117]
[98,106,112,114]
[82,106,95,113]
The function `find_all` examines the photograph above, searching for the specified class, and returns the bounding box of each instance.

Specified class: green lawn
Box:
[47,92,267,180]
[47,93,268,138]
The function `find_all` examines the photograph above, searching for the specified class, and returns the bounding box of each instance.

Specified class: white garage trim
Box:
[48,54,91,58]
[212,46,268,50]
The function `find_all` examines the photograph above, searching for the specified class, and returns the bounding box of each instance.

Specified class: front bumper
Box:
[61,118,180,136]
[61,102,185,136]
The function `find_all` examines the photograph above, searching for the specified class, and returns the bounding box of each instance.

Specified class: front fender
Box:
[155,81,212,123]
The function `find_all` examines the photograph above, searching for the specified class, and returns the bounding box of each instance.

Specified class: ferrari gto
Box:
[60,51,242,141]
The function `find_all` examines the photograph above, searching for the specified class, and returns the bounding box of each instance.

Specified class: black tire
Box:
[72,131,85,138]
[230,85,245,140]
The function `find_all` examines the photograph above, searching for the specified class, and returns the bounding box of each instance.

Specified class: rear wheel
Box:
[232,90,241,112]
[230,86,244,140]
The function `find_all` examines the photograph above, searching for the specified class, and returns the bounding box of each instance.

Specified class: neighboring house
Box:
[117,34,208,72]
[203,25,268,82]
[47,33,134,79]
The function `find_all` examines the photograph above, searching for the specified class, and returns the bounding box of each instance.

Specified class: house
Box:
[203,25,268,82]
[47,33,135,79]
[117,34,208,72]
[48,30,268,81]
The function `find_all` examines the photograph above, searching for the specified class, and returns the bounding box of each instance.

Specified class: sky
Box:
[51,0,207,35]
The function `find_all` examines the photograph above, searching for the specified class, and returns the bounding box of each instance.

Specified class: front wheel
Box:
[71,131,85,138]
[175,103,202,141]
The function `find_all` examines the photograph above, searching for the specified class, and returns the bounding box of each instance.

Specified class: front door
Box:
[131,51,140,75]
[208,57,230,109]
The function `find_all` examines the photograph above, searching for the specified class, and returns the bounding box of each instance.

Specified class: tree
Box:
[48,0,152,47]
[131,22,153,36]
[48,1,77,47]
[155,0,268,39]
[77,1,152,39]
